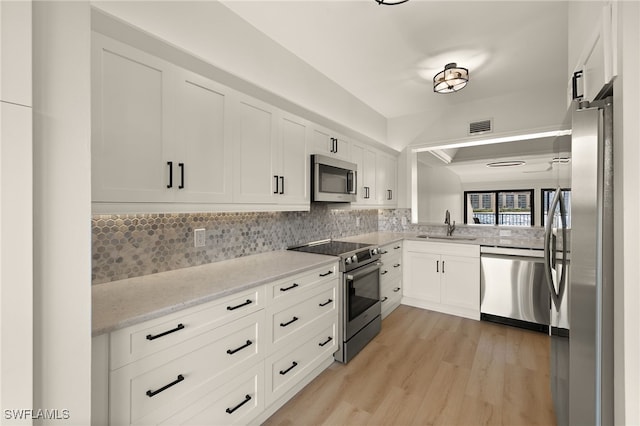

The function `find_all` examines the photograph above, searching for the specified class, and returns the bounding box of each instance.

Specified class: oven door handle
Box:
[346,262,382,281]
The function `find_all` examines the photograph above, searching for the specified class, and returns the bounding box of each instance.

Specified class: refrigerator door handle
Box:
[545,187,566,311]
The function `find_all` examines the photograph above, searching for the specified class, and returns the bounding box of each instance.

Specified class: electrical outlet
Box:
[401,216,407,226]
[194,228,206,247]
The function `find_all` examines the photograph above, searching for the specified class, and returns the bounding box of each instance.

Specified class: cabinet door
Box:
[376,153,397,206]
[403,250,441,303]
[440,255,480,312]
[92,34,174,203]
[232,95,277,204]
[277,113,309,205]
[309,126,348,160]
[174,70,233,203]
[350,142,376,206]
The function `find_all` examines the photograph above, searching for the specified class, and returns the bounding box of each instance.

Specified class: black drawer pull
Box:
[394,246,401,250]
[167,161,173,188]
[393,263,401,268]
[146,374,184,397]
[381,296,389,303]
[393,287,401,292]
[381,270,388,275]
[280,316,299,327]
[227,299,252,311]
[279,361,298,375]
[226,394,252,414]
[280,283,299,292]
[226,340,253,355]
[319,336,333,347]
[178,162,185,189]
[319,299,333,307]
[381,250,388,254]
[146,323,185,341]
[319,270,333,277]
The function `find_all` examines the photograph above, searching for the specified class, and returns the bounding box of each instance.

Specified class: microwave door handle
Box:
[347,170,357,194]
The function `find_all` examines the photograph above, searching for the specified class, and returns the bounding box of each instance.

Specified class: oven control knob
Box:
[351,255,358,264]
[345,257,352,265]
[372,248,379,255]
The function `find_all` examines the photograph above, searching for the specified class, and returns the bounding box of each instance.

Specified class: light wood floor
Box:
[263,305,556,426]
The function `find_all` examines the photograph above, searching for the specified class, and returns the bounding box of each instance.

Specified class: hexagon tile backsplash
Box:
[92,204,378,284]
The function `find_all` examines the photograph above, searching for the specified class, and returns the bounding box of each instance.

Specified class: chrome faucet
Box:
[444,210,456,236]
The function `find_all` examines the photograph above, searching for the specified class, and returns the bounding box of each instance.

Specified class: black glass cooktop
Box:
[289,240,371,257]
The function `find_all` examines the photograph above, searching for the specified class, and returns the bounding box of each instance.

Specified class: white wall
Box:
[32,2,92,424]
[613,2,640,424]
[0,1,32,423]
[417,161,462,224]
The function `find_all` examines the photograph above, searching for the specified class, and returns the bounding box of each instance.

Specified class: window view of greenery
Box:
[542,188,572,228]
[465,190,534,226]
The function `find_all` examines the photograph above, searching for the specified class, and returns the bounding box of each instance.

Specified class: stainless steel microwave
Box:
[311,154,357,202]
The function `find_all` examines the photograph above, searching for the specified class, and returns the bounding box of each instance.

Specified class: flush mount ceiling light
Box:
[486,160,526,168]
[374,0,409,4]
[433,63,469,93]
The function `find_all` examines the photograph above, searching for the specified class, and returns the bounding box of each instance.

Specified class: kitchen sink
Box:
[416,234,477,241]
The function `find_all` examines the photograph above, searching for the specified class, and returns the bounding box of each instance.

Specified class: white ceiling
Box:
[221,0,569,119]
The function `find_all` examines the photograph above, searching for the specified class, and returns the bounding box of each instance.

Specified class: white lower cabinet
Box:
[402,241,480,320]
[95,262,339,425]
[379,241,403,319]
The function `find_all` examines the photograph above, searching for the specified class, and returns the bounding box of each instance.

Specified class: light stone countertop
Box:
[337,231,545,251]
[92,250,337,336]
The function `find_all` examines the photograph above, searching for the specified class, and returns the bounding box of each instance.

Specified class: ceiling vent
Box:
[468,119,492,136]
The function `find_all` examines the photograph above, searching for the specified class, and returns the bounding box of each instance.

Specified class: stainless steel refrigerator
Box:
[545,95,614,425]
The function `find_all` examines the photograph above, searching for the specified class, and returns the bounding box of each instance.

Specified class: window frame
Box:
[464,189,535,227]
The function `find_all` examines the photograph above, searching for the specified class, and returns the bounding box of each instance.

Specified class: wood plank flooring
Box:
[263,305,556,426]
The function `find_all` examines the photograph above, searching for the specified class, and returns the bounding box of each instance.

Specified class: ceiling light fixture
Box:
[433,63,469,93]
[374,0,409,5]
[486,161,526,168]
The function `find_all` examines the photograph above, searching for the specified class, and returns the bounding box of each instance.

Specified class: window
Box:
[465,189,534,226]
[542,188,571,228]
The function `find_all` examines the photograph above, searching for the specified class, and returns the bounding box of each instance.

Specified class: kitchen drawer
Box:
[266,263,337,305]
[109,311,264,425]
[380,256,402,280]
[110,286,264,370]
[158,363,264,426]
[265,322,337,405]
[380,241,403,257]
[268,282,337,351]
[381,274,402,320]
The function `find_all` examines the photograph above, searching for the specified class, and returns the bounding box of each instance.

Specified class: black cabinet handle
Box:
[381,296,388,303]
[436,260,439,273]
[279,361,298,375]
[394,246,401,250]
[387,189,392,200]
[227,299,252,311]
[146,374,184,397]
[280,316,299,327]
[226,394,252,414]
[280,283,299,292]
[319,270,333,277]
[381,250,389,255]
[364,186,370,199]
[146,323,185,341]
[167,161,173,188]
[319,298,333,307]
[178,163,185,189]
[393,287,401,292]
[572,70,584,100]
[442,261,445,274]
[381,270,388,275]
[226,340,253,355]
[280,176,284,195]
[393,263,401,268]
[273,175,279,194]
[319,336,333,347]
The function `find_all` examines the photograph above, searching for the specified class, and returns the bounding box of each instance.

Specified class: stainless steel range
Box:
[288,240,382,363]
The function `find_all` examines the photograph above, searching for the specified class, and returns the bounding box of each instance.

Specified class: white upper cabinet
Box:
[92,33,173,203]
[276,112,310,206]
[350,142,377,206]
[376,152,397,207]
[232,94,278,204]
[569,2,617,104]
[173,70,234,203]
[309,125,349,161]
[0,0,32,106]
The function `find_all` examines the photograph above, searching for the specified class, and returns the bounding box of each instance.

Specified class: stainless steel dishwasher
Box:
[480,246,550,332]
